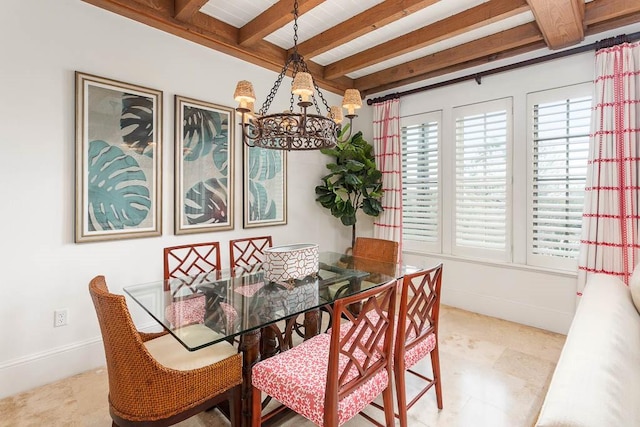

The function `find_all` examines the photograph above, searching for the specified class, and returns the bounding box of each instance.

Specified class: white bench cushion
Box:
[535,274,640,426]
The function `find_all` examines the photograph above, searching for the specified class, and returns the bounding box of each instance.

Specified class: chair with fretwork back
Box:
[251,279,398,427]
[163,242,222,295]
[393,264,444,427]
[164,242,231,335]
[229,236,272,274]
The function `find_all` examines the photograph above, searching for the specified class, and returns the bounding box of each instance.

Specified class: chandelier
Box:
[233,0,362,150]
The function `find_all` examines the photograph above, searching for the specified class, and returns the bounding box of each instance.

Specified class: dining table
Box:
[123,251,420,426]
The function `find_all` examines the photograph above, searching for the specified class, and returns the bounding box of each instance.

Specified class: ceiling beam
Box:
[173,0,207,22]
[239,0,325,46]
[527,0,585,49]
[359,0,640,95]
[354,22,544,92]
[361,40,547,96]
[295,0,440,59]
[584,0,640,24]
[324,0,530,80]
[80,0,353,94]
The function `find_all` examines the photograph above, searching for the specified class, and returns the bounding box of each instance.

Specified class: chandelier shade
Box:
[233,0,361,151]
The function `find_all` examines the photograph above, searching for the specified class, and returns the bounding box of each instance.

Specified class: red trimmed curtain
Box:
[372,98,403,256]
[578,41,640,292]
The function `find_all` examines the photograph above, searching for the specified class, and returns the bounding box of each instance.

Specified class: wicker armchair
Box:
[89,275,242,427]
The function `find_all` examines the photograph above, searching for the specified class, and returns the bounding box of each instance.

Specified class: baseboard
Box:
[443,288,574,334]
[0,337,105,400]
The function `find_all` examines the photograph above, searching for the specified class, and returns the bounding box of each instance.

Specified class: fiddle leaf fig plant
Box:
[315,130,384,248]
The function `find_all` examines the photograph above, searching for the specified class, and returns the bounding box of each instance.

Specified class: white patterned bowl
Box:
[263,243,319,283]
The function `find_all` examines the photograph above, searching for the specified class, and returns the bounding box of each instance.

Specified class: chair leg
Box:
[229,385,242,427]
[251,386,263,427]
[430,347,443,409]
[382,380,395,427]
[394,362,408,427]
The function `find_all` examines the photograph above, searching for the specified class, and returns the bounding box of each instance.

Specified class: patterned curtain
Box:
[578,41,640,294]
[372,98,403,257]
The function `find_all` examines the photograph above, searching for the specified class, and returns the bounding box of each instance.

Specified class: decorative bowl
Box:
[263,243,319,283]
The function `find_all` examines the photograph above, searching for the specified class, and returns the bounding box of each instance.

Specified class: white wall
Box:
[0,0,373,399]
[379,22,640,338]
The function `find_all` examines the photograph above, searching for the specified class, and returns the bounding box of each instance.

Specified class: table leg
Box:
[303,309,320,339]
[239,329,261,427]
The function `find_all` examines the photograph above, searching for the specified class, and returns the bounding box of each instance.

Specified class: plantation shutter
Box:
[528,86,591,270]
[401,112,440,252]
[453,98,511,261]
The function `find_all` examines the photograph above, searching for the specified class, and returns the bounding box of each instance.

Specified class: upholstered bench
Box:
[535,273,640,426]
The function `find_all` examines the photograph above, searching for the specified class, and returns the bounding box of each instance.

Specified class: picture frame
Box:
[174,95,234,234]
[243,145,287,228]
[75,72,162,243]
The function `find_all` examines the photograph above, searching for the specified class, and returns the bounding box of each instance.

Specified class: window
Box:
[527,84,591,270]
[453,98,512,261]
[401,112,441,253]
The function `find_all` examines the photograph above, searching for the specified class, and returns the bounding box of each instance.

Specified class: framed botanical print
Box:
[174,95,234,234]
[243,146,287,228]
[75,72,162,243]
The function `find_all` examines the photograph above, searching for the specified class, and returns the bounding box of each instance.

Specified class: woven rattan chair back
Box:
[229,236,272,274]
[89,275,242,427]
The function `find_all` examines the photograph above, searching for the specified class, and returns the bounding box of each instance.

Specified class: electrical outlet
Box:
[54,309,68,327]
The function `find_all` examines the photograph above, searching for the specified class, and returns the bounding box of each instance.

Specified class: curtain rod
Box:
[366,31,640,105]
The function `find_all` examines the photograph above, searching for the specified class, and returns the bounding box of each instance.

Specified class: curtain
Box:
[372,98,403,256]
[578,41,640,294]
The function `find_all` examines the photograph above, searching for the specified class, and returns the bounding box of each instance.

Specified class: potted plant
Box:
[315,130,384,248]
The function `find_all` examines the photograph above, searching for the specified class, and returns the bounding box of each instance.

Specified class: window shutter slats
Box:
[454,106,509,256]
[530,94,591,263]
[401,118,439,246]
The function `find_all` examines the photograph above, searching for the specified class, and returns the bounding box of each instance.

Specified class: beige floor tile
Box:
[0,305,565,427]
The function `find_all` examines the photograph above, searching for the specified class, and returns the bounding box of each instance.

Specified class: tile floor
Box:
[0,305,565,426]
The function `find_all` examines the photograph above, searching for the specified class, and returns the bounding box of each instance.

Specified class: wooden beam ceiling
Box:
[239,0,325,46]
[294,0,440,59]
[527,0,585,49]
[324,0,530,80]
[81,0,640,97]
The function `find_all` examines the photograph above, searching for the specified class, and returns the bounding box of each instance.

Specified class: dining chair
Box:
[164,241,221,283]
[229,235,272,274]
[88,275,242,427]
[251,279,398,427]
[323,237,399,328]
[393,264,444,427]
[330,265,444,426]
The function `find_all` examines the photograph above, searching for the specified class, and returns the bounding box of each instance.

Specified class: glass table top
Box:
[124,251,419,351]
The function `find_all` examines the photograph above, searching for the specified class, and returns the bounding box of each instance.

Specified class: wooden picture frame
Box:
[243,145,287,228]
[75,72,162,243]
[174,95,234,234]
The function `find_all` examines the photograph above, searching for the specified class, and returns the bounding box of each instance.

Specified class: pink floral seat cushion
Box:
[332,311,436,369]
[252,333,389,426]
[164,294,205,328]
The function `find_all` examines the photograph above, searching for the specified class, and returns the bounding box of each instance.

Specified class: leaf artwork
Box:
[248,148,282,221]
[87,140,151,231]
[120,93,155,156]
[248,180,276,221]
[182,106,228,176]
[184,178,228,225]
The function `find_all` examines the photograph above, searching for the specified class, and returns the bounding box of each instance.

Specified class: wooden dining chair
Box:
[251,279,398,427]
[330,264,444,426]
[229,236,272,274]
[163,241,221,296]
[394,264,444,427]
[89,275,242,427]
